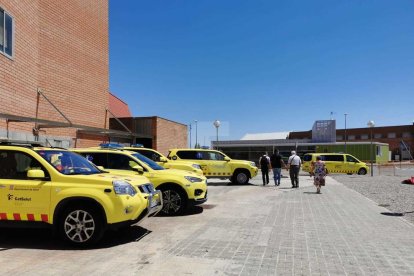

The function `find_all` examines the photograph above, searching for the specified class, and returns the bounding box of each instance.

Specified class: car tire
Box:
[358,168,367,175]
[159,186,187,215]
[233,171,249,185]
[58,204,104,246]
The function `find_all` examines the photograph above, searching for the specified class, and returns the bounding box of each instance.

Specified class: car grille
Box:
[137,183,156,194]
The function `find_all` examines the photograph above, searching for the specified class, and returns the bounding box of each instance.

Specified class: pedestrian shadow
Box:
[303,191,319,194]
[381,211,414,217]
[0,225,152,250]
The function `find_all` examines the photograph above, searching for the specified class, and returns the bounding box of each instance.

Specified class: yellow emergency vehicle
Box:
[167,149,258,184]
[302,153,369,175]
[0,142,162,245]
[122,145,203,175]
[72,145,208,215]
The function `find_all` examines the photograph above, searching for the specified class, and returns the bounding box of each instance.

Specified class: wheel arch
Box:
[156,182,189,199]
[53,197,107,229]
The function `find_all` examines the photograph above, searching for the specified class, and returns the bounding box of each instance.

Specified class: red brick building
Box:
[109,116,188,156]
[109,93,132,118]
[0,0,110,147]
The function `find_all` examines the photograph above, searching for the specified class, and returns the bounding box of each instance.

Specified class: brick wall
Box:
[0,0,109,146]
[155,117,187,156]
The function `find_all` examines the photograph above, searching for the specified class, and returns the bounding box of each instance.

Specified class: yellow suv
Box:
[168,149,258,185]
[73,146,208,215]
[0,141,162,246]
[302,153,369,175]
[122,145,203,175]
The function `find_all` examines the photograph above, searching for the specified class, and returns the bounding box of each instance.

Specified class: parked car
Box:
[73,146,208,215]
[120,145,203,175]
[302,153,369,175]
[0,141,162,246]
[167,149,258,185]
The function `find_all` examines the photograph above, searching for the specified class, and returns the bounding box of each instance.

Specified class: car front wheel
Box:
[233,171,249,185]
[358,168,367,175]
[160,187,187,215]
[59,204,104,245]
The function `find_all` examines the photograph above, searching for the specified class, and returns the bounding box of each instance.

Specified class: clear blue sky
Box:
[109,0,414,145]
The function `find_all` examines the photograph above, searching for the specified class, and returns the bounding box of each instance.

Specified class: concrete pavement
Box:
[0,173,414,275]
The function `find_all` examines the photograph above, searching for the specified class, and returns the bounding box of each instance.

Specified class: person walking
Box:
[311,156,327,194]
[270,149,285,186]
[287,150,301,188]
[259,153,271,186]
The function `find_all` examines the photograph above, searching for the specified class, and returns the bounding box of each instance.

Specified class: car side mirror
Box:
[132,165,144,174]
[27,169,46,179]
[224,156,231,162]
[159,156,167,162]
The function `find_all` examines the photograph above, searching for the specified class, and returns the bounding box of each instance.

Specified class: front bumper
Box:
[189,191,208,206]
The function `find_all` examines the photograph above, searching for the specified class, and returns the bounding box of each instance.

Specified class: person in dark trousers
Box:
[287,150,301,188]
[259,153,271,186]
[270,149,285,186]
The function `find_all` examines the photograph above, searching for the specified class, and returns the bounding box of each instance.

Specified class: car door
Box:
[345,155,360,173]
[205,151,232,178]
[0,150,51,222]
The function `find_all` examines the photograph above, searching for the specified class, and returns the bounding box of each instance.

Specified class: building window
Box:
[387,132,396,138]
[360,134,369,140]
[0,8,13,57]
[348,135,355,140]
[402,132,412,139]
[374,133,382,139]
[336,135,343,140]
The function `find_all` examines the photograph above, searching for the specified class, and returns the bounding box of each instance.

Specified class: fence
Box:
[377,162,414,177]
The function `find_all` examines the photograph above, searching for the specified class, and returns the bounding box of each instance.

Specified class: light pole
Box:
[367,120,375,177]
[194,120,198,148]
[189,123,192,148]
[213,120,220,150]
[344,113,348,153]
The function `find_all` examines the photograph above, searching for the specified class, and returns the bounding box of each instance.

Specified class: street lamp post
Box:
[213,120,221,150]
[344,113,348,153]
[194,120,198,148]
[189,123,192,148]
[367,120,375,177]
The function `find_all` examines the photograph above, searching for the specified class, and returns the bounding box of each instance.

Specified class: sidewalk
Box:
[139,174,414,275]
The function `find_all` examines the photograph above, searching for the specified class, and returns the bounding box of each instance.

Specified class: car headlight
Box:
[250,162,256,167]
[192,164,201,170]
[113,180,137,196]
[184,176,203,183]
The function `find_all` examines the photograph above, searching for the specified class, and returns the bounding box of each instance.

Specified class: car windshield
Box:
[36,150,101,175]
[132,153,164,170]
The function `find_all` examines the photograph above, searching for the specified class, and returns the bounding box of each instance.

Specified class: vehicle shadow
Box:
[0,225,152,250]
[156,205,204,217]
[208,181,255,186]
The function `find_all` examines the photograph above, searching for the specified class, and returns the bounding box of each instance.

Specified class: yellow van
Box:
[302,153,369,175]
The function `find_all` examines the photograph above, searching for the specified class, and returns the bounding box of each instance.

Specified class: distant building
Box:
[212,120,414,163]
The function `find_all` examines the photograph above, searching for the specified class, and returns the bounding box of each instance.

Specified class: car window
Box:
[322,155,344,162]
[176,151,198,160]
[346,155,358,162]
[303,155,312,162]
[138,150,161,162]
[37,150,100,175]
[0,150,49,180]
[82,152,108,168]
[207,152,225,161]
[132,153,164,170]
[107,153,135,170]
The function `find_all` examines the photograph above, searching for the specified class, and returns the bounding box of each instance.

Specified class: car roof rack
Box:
[0,139,45,148]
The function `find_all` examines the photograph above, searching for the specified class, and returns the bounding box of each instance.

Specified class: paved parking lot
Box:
[1,174,414,275]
